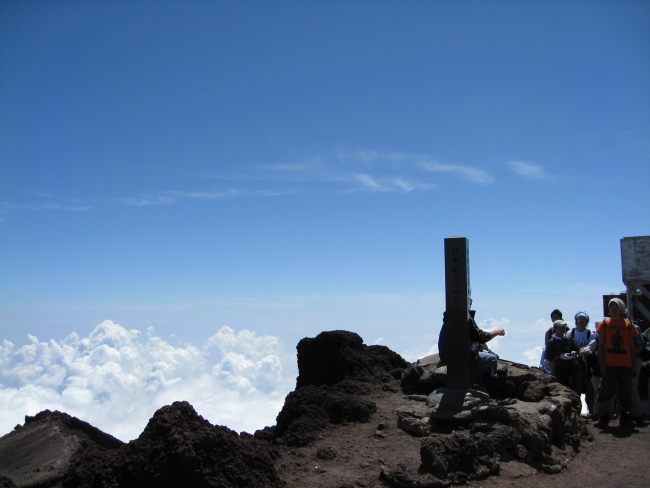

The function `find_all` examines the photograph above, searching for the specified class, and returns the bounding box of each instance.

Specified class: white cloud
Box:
[0,201,92,220]
[523,346,543,366]
[349,173,435,193]
[168,190,242,200]
[119,195,179,206]
[507,161,550,179]
[352,173,385,191]
[477,317,510,332]
[532,318,553,331]
[422,162,494,184]
[400,343,439,363]
[474,317,511,353]
[0,321,293,441]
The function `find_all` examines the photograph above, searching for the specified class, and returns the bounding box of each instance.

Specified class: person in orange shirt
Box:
[596,298,644,428]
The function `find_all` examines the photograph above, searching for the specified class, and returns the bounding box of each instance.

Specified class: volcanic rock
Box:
[0,410,123,488]
[62,401,285,488]
[296,330,407,388]
[260,330,408,446]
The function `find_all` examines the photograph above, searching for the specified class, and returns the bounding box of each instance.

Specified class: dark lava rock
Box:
[295,330,407,388]
[25,410,123,449]
[519,380,547,402]
[379,465,449,488]
[63,401,285,488]
[0,475,17,488]
[260,330,404,446]
[473,424,522,455]
[420,433,498,483]
[0,410,123,488]
[471,404,511,423]
[272,384,377,446]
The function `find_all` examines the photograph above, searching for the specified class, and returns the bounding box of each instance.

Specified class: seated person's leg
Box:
[475,351,498,377]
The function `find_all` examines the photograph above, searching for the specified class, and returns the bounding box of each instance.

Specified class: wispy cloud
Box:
[347,173,435,193]
[0,200,92,220]
[352,173,384,191]
[119,188,304,207]
[421,161,494,184]
[2,202,92,212]
[112,149,494,206]
[2,148,498,220]
[506,161,550,180]
[169,189,244,200]
[197,292,443,310]
[118,195,180,206]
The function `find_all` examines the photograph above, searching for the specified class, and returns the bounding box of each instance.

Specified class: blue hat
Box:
[575,312,589,323]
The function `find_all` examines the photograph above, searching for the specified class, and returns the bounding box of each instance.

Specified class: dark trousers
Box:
[639,366,650,401]
[574,363,595,414]
[554,361,574,389]
[598,366,633,415]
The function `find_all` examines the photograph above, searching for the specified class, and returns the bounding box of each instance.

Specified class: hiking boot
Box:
[496,368,508,377]
[594,414,610,428]
[633,416,645,426]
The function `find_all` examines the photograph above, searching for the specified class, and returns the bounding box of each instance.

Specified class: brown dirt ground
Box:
[274,386,650,488]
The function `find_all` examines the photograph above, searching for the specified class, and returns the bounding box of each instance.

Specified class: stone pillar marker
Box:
[427,235,488,414]
[444,236,471,390]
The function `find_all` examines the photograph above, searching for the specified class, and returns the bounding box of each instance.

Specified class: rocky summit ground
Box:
[1,330,649,488]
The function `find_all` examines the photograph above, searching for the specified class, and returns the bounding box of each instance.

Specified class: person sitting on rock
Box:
[438,301,506,380]
[545,320,577,388]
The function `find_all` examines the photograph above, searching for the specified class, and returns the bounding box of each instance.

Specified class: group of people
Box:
[540,298,650,427]
[437,296,650,428]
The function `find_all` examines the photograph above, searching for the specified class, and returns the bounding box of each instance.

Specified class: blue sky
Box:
[1,1,649,438]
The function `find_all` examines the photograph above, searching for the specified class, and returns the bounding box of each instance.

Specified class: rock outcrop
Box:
[256,330,408,447]
[295,330,407,388]
[0,410,123,488]
[392,353,588,484]
[63,401,285,488]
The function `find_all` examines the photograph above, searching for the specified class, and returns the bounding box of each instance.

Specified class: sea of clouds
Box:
[0,321,296,441]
